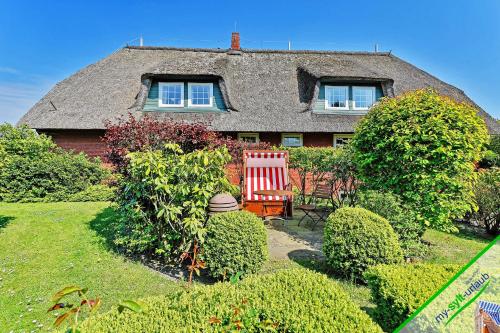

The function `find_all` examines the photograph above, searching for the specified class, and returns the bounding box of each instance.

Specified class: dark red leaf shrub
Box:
[103,114,272,180]
[103,114,222,171]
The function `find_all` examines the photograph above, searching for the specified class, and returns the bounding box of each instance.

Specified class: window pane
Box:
[326,87,348,108]
[335,137,351,147]
[161,84,183,105]
[240,135,257,143]
[353,87,375,108]
[283,136,302,147]
[191,84,211,105]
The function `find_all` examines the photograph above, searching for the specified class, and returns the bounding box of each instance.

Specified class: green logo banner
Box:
[397,236,499,333]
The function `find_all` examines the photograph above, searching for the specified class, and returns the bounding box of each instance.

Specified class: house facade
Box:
[19,33,500,157]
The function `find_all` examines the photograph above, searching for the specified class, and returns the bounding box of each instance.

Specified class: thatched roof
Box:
[19,46,500,134]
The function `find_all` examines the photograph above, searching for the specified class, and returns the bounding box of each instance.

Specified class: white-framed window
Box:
[282,133,303,147]
[333,134,354,148]
[353,86,376,110]
[325,86,349,110]
[188,82,213,107]
[237,133,260,143]
[158,82,184,107]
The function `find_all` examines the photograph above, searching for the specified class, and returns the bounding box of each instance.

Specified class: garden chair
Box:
[241,150,293,219]
[296,183,333,230]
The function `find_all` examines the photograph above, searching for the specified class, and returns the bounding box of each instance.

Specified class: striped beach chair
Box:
[476,300,500,333]
[242,150,292,218]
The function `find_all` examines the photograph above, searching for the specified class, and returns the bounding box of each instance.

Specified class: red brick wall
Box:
[39,130,106,158]
[224,132,334,147]
[41,130,341,160]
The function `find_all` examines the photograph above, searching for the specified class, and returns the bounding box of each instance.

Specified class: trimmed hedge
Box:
[364,263,459,332]
[81,268,383,332]
[323,207,403,280]
[204,211,268,279]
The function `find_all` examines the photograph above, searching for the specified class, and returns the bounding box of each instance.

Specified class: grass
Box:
[0,202,494,332]
[0,202,181,332]
[422,223,494,264]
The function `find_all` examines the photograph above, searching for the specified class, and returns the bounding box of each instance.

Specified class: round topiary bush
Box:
[351,89,489,232]
[204,210,268,279]
[323,207,403,280]
[81,268,383,332]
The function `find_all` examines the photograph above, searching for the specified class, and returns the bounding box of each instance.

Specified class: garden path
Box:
[266,213,325,260]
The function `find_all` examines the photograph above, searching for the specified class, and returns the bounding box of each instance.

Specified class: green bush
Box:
[472,168,500,235]
[286,146,337,204]
[0,124,110,202]
[364,263,459,332]
[479,135,500,168]
[81,268,382,332]
[67,185,117,202]
[204,211,268,279]
[352,89,489,232]
[323,207,403,280]
[115,143,232,261]
[357,190,426,257]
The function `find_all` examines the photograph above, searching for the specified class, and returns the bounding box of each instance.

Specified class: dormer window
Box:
[325,86,349,110]
[353,86,376,110]
[158,82,184,107]
[188,82,213,107]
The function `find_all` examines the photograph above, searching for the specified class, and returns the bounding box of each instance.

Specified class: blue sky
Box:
[0,0,499,124]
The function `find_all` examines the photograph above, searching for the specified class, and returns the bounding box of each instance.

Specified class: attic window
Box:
[353,86,375,110]
[159,82,184,107]
[188,82,213,107]
[325,86,349,110]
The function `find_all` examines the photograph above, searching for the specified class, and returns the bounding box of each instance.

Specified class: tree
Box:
[352,89,489,232]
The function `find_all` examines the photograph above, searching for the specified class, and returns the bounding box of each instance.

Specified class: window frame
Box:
[281,133,303,147]
[333,134,354,148]
[324,85,349,110]
[187,82,214,108]
[237,132,260,143]
[158,82,185,108]
[352,86,376,110]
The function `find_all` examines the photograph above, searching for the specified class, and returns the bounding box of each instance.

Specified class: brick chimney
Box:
[231,32,240,50]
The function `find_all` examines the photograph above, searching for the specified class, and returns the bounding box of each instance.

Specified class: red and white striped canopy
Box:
[244,151,288,201]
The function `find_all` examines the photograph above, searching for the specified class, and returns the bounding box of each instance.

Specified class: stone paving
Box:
[266,210,325,261]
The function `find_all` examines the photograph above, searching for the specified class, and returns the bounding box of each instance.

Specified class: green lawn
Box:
[422,224,494,264]
[0,202,181,332]
[0,202,493,332]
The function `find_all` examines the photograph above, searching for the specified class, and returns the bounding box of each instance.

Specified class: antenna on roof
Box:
[139,35,144,47]
[374,43,379,52]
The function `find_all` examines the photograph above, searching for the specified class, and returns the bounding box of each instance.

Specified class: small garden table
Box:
[253,189,294,220]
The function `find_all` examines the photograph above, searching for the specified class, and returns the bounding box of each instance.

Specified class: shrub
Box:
[103,114,223,171]
[352,89,489,232]
[479,135,500,168]
[0,124,110,202]
[364,263,459,332]
[204,211,268,279]
[67,185,117,202]
[323,207,403,280]
[81,268,383,332]
[287,146,336,204]
[114,143,232,261]
[472,168,500,235]
[357,190,426,257]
